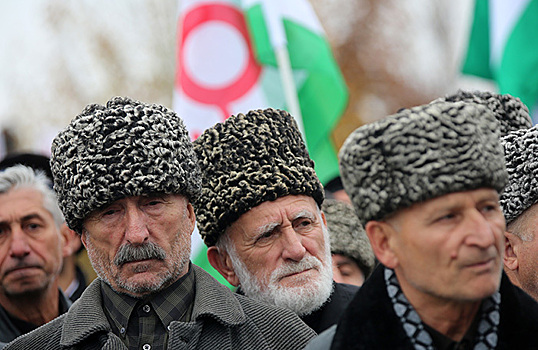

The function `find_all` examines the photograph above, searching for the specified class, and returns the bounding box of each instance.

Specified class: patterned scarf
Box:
[384,268,500,350]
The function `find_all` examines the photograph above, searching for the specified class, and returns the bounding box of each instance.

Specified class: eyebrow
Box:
[251,209,318,239]
[21,213,44,222]
[253,222,280,238]
[291,209,316,221]
[336,261,355,269]
[0,213,44,227]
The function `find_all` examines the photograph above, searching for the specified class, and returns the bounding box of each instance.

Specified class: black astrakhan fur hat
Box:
[51,96,201,234]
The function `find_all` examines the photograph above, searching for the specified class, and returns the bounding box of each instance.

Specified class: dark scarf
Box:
[383,268,499,350]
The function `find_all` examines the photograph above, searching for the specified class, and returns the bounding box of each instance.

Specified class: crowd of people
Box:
[0,90,537,349]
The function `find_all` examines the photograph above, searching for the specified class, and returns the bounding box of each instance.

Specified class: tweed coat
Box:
[305,265,538,349]
[5,265,316,350]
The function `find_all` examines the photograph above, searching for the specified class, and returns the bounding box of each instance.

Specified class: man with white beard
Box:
[193,108,359,334]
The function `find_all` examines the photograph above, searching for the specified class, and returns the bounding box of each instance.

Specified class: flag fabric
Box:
[174,0,348,185]
[462,0,538,121]
[174,0,348,285]
[243,0,348,185]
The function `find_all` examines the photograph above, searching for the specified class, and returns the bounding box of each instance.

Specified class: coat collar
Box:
[60,264,247,347]
[60,278,112,347]
[189,265,246,326]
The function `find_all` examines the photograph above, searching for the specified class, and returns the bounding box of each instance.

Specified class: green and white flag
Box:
[174,0,348,285]
[242,0,348,184]
[462,0,538,122]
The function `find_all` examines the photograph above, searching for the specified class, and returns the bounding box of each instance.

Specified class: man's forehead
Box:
[253,196,317,217]
[0,188,51,221]
[394,188,500,218]
[232,195,319,230]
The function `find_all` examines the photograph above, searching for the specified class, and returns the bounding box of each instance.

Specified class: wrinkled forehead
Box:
[384,187,501,224]
[228,195,322,235]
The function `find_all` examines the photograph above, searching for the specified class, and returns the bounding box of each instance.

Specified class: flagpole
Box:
[275,45,305,137]
[261,0,306,138]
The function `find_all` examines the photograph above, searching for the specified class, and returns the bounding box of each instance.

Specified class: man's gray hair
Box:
[0,165,64,227]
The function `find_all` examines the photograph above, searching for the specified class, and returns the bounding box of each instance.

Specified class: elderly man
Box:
[6,97,315,350]
[321,199,375,286]
[306,101,538,349]
[499,126,538,301]
[0,166,71,347]
[193,108,358,334]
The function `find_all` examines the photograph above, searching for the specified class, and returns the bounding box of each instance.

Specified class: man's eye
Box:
[102,209,117,217]
[481,204,498,213]
[255,230,274,244]
[259,231,273,239]
[25,223,41,232]
[434,213,455,223]
[295,219,312,229]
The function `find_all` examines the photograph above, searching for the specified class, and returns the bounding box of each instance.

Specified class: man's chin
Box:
[278,269,319,288]
[4,284,48,298]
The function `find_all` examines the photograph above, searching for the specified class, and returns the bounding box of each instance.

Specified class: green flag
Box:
[463,0,538,121]
[242,0,349,184]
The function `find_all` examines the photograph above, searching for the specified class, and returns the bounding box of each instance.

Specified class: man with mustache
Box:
[6,97,315,350]
[305,101,538,349]
[193,108,359,334]
[0,166,71,347]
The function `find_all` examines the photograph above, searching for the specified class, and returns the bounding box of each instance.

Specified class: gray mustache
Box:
[114,242,166,266]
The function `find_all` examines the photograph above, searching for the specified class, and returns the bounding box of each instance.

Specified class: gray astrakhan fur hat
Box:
[193,108,324,246]
[339,101,508,227]
[50,96,202,234]
[322,199,375,277]
[434,90,532,136]
[500,126,538,225]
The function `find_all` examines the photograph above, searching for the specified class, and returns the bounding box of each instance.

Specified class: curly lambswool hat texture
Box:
[434,90,532,136]
[339,101,508,227]
[193,108,324,246]
[500,126,538,225]
[50,96,202,234]
[322,199,375,277]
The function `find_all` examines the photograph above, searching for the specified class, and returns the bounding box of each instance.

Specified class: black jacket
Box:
[0,290,71,348]
[237,281,358,334]
[307,265,538,349]
[301,282,358,334]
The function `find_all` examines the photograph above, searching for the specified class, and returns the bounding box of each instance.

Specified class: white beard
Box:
[227,226,334,316]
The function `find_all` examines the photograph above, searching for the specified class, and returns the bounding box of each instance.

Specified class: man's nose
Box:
[10,227,31,258]
[124,208,149,245]
[465,210,497,248]
[281,228,307,262]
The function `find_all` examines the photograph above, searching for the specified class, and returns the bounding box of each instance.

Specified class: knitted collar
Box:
[384,268,500,350]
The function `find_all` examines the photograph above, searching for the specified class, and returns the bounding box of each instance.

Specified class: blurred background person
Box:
[322,199,375,286]
[0,166,71,347]
[323,177,351,205]
[0,153,94,302]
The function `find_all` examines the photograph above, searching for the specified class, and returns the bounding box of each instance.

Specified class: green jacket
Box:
[5,265,315,350]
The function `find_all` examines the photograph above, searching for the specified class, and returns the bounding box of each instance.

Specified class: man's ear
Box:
[207,246,240,287]
[320,210,327,227]
[504,231,520,272]
[60,223,82,258]
[365,220,399,269]
[185,202,196,235]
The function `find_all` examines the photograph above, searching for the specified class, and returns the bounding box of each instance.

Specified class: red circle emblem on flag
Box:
[177,3,262,118]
